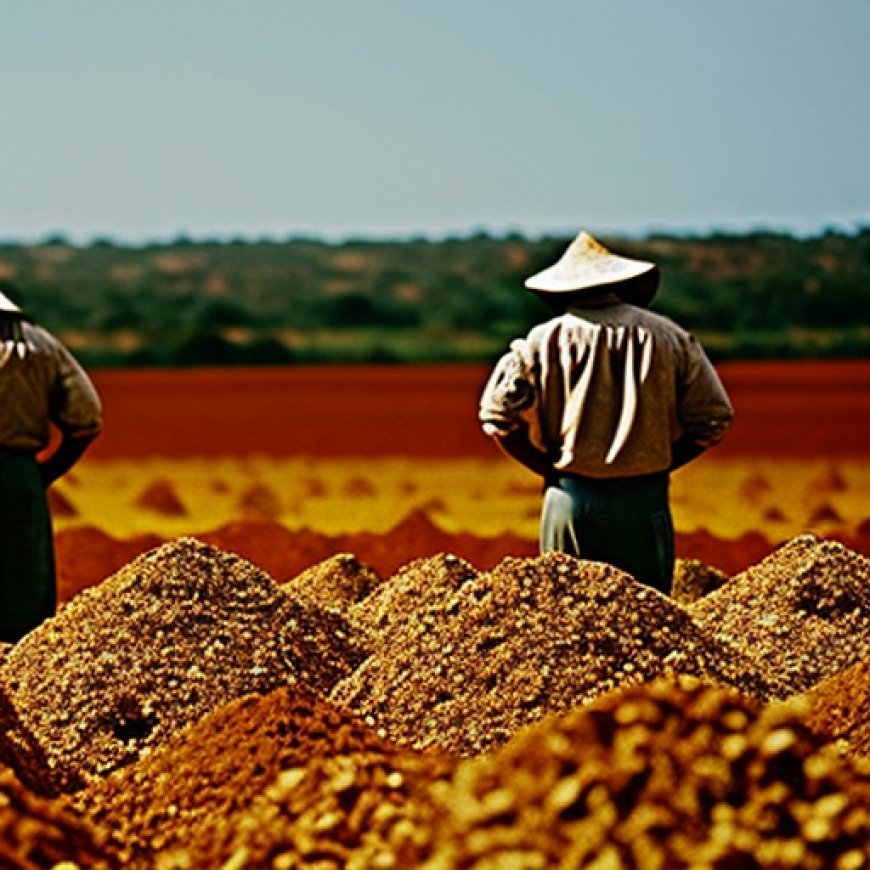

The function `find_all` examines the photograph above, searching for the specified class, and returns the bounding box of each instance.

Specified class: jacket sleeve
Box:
[676,333,734,448]
[479,339,537,437]
[49,338,103,437]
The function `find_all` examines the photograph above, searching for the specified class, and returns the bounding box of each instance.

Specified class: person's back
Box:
[482,300,732,479]
[0,288,102,643]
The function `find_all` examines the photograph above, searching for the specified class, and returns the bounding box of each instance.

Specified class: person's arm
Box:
[668,433,706,471]
[40,330,103,487]
[672,333,734,470]
[40,429,99,487]
[493,423,554,480]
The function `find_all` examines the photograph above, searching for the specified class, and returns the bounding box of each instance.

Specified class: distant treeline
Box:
[1,228,869,366]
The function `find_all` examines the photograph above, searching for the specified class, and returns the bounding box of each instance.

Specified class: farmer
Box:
[0,287,102,643]
[479,231,733,594]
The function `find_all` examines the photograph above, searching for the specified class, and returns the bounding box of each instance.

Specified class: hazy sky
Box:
[3,1,869,243]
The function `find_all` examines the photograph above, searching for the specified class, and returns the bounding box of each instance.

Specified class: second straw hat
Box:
[524,231,658,305]
[0,291,21,314]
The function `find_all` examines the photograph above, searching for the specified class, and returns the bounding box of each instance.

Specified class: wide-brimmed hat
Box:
[525,231,659,306]
[0,291,21,314]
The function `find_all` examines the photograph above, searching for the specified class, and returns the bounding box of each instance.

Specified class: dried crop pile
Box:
[690,535,870,695]
[0,538,368,795]
[671,557,729,604]
[190,748,453,869]
[332,552,786,756]
[421,678,870,869]
[71,678,870,869]
[282,553,384,616]
[73,684,438,866]
[0,768,111,869]
[350,553,479,643]
[799,657,870,759]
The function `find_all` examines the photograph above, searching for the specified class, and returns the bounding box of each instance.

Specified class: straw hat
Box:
[525,231,659,306]
[0,291,21,314]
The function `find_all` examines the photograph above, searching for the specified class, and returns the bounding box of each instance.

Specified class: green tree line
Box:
[1,227,868,366]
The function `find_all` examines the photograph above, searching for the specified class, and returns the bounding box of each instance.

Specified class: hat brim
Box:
[526,263,660,307]
[0,292,21,314]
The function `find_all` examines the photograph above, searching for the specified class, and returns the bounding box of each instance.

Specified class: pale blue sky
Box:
[2,0,868,243]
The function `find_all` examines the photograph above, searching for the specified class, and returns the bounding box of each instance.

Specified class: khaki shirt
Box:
[479,302,733,478]
[0,320,102,454]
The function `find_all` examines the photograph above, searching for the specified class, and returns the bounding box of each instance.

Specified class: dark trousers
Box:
[0,454,56,643]
[540,471,674,594]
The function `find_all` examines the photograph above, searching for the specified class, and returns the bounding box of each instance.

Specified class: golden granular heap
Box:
[0,538,368,796]
[332,552,787,756]
[71,683,435,867]
[420,678,870,869]
[350,552,479,644]
[690,535,870,695]
[282,553,384,616]
[798,657,870,760]
[671,557,729,604]
[0,767,111,869]
[183,748,452,869]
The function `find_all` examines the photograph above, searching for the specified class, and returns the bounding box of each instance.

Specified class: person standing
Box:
[0,287,102,643]
[479,231,733,594]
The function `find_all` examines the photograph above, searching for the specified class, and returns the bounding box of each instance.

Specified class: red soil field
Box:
[87,360,870,459]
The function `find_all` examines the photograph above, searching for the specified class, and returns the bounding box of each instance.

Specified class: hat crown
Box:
[569,231,610,258]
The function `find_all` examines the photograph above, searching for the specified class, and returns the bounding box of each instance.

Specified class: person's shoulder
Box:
[630,306,695,342]
[631,305,683,330]
[518,313,559,338]
[20,321,66,353]
[521,313,580,347]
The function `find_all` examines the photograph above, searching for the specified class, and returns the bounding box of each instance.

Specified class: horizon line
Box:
[2,216,869,249]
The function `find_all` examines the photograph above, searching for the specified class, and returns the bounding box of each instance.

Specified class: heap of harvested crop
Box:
[422,678,870,869]
[201,748,451,870]
[0,538,368,795]
[798,657,870,759]
[73,683,434,866]
[350,553,479,643]
[92,678,870,869]
[690,535,870,695]
[332,552,786,756]
[671,557,729,603]
[0,768,111,869]
[282,553,383,616]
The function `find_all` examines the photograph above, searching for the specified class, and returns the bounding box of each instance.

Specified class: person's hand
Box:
[39,430,98,487]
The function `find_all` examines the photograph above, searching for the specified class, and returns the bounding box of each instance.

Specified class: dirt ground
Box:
[84,360,870,459]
